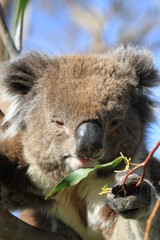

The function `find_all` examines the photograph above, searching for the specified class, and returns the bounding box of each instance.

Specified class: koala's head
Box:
[0,46,158,192]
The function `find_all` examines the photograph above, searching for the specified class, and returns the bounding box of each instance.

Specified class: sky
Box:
[14,0,160,157]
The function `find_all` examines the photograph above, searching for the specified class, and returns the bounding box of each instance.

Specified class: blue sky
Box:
[21,0,160,157]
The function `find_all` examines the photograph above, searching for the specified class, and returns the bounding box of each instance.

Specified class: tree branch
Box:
[14,15,23,52]
[0,3,19,58]
[66,0,106,52]
[119,21,155,46]
[0,210,81,240]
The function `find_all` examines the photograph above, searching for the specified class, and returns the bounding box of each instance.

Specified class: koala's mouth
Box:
[64,155,100,171]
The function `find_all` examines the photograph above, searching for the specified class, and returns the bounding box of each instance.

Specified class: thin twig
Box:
[144,197,160,240]
[0,3,19,58]
[122,140,160,189]
[121,140,160,240]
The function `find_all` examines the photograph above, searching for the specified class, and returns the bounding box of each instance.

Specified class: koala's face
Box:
[0,46,158,191]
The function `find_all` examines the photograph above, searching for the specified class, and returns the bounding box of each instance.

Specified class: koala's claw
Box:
[112,184,123,197]
[112,171,140,197]
[112,182,139,197]
[106,172,155,219]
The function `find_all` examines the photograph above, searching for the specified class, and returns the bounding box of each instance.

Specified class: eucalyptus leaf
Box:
[45,156,124,200]
[14,0,29,27]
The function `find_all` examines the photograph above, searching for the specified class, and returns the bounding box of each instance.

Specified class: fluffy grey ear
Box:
[0,52,49,100]
[114,46,159,88]
[112,46,159,123]
[0,52,49,138]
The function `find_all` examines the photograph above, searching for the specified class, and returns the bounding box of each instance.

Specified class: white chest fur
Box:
[51,172,115,240]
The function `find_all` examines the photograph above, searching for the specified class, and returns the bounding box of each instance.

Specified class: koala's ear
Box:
[0,52,49,100]
[115,46,159,88]
[0,52,50,138]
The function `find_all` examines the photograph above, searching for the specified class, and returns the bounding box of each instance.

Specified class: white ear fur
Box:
[0,52,49,138]
[2,93,42,139]
[2,98,23,138]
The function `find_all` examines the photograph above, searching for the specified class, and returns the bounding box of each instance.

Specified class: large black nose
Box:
[76,121,103,160]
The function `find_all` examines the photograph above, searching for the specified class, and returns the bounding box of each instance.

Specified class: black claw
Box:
[112,184,122,196]
[112,182,139,198]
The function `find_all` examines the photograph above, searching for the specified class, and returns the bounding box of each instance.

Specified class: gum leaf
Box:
[45,156,123,200]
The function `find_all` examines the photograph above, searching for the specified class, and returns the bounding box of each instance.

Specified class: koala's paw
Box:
[106,171,157,219]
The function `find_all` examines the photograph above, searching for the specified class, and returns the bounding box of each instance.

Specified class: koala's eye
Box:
[51,117,65,128]
[55,120,65,128]
[109,119,120,131]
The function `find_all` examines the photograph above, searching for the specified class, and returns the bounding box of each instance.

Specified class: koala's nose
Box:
[76,121,103,160]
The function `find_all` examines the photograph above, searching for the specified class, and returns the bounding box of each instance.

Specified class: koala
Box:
[0,46,160,240]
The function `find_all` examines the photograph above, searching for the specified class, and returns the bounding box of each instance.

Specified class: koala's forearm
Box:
[0,152,50,211]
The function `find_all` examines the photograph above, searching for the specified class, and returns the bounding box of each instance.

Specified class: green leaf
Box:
[45,156,123,200]
[14,0,29,27]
